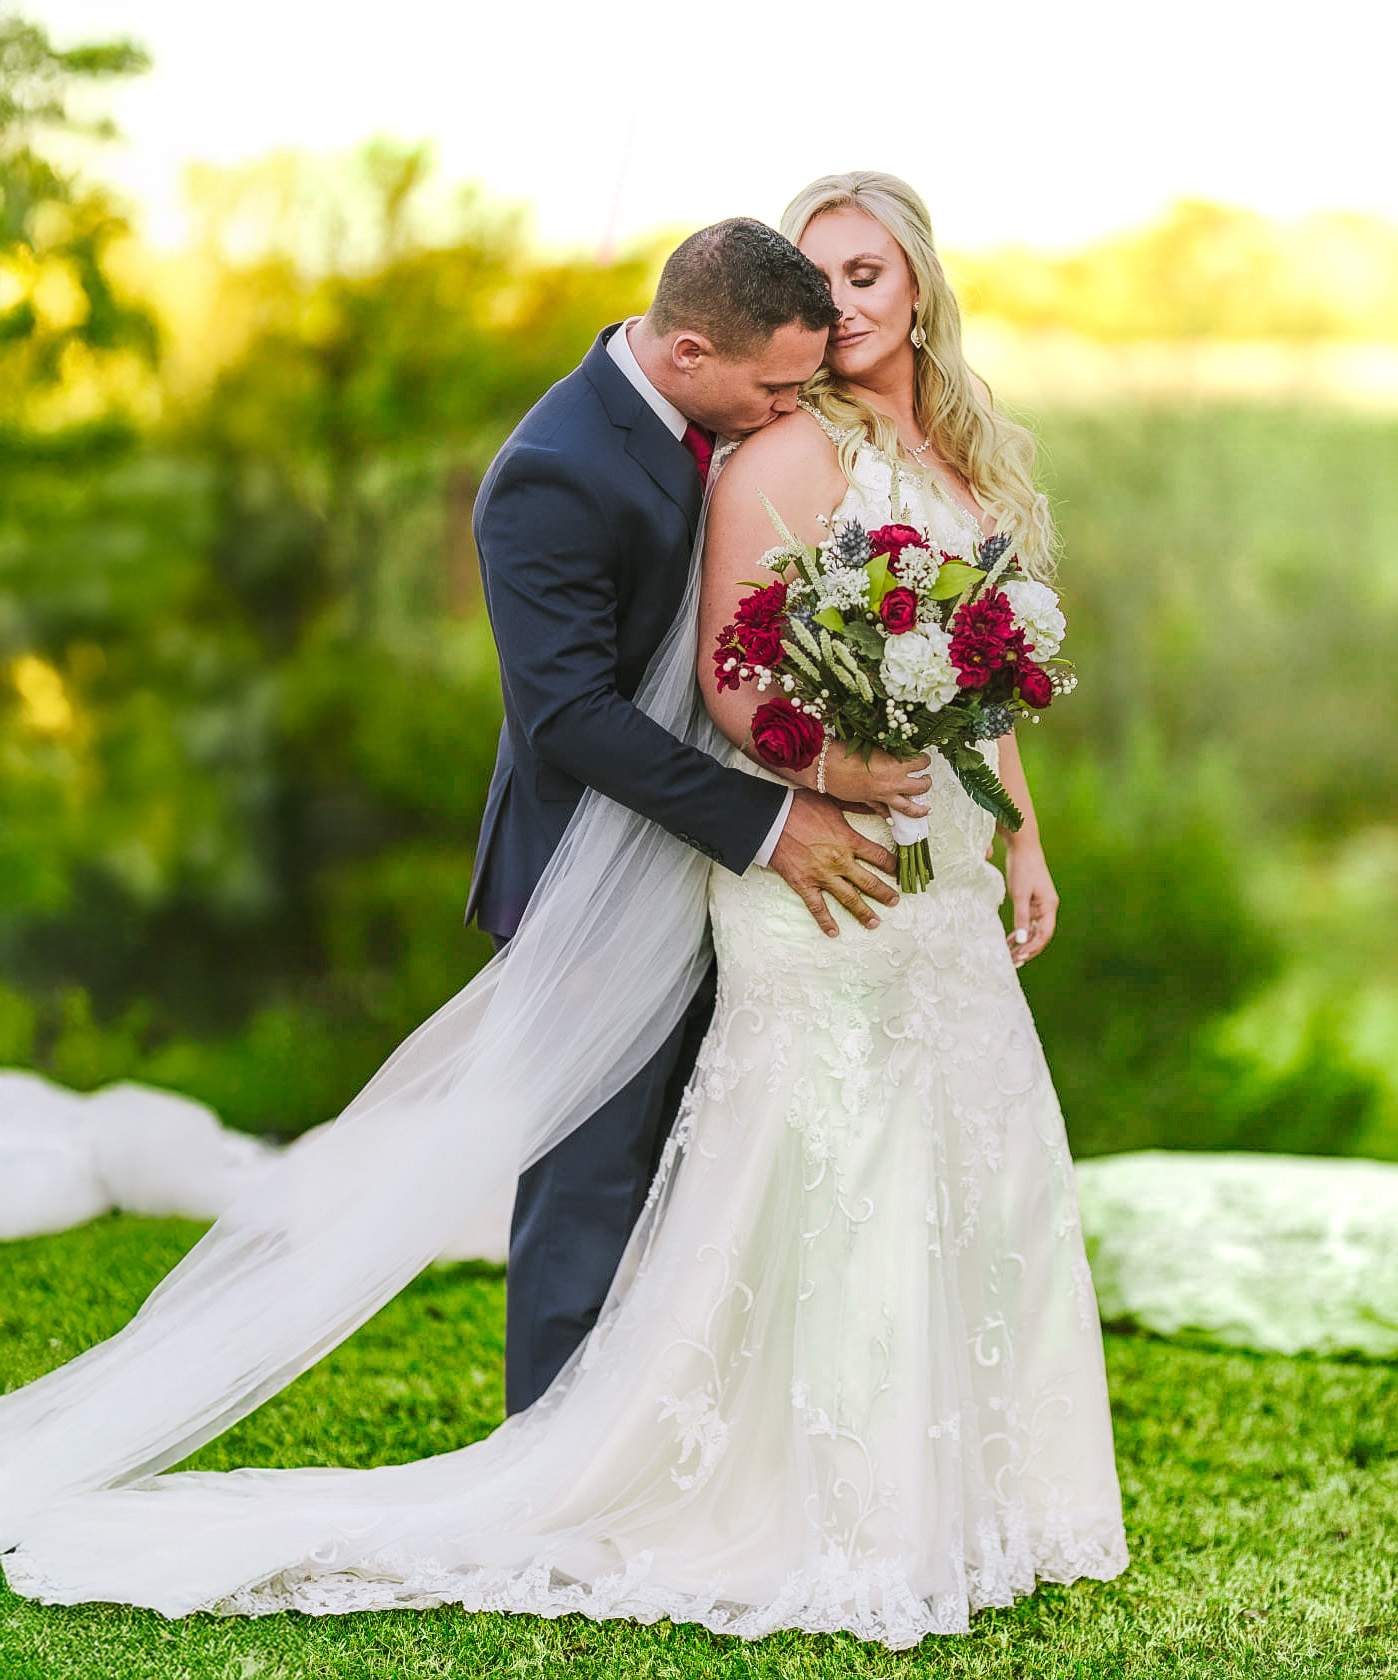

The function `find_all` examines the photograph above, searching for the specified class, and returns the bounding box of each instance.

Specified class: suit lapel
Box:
[584,330,704,539]
[625,418,704,539]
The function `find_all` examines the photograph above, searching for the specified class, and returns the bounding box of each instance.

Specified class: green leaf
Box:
[943,745,1024,830]
[864,550,895,609]
[928,560,980,600]
[843,620,886,660]
[813,607,845,633]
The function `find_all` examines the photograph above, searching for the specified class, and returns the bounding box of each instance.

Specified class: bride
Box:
[0,171,1127,1647]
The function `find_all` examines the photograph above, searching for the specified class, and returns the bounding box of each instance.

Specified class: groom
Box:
[468,218,901,1414]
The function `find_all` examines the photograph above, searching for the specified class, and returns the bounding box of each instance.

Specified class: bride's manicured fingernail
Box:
[1014,928,1029,945]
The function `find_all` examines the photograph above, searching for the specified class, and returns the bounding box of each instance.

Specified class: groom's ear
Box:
[670,330,717,372]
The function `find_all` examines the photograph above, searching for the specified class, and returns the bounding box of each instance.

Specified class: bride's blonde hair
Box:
[780,171,1057,578]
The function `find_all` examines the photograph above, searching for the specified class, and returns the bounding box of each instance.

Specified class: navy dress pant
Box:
[493,934,717,1416]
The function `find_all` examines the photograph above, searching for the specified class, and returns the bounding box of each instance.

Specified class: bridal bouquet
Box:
[712,501,1076,890]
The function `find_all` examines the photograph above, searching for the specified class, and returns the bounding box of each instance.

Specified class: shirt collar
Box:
[607,318,688,440]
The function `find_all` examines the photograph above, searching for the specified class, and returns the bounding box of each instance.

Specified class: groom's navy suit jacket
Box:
[466,327,786,939]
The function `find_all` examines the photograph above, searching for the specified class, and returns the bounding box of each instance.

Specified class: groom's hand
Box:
[768,791,899,937]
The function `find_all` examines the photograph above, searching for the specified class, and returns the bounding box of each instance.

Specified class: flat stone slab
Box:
[1076,1150,1398,1359]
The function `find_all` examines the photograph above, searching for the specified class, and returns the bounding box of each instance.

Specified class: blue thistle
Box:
[976,533,1012,571]
[830,519,871,567]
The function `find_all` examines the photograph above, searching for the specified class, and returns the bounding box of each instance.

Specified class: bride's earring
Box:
[910,309,927,351]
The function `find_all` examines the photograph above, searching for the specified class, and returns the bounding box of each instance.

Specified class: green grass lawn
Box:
[1,1216,1396,1679]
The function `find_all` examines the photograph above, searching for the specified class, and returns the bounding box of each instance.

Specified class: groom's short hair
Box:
[649,218,839,357]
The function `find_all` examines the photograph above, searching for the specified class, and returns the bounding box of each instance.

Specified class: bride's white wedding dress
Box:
[2,442,1127,1647]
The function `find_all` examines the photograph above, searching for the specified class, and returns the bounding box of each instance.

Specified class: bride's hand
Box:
[1003,834,1058,965]
[817,744,931,819]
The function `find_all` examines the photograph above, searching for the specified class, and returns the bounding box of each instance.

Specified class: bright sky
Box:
[25,0,1398,256]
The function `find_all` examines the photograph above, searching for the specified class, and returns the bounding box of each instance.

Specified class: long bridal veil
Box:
[0,489,727,1549]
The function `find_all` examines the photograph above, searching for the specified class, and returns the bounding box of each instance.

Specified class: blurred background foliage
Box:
[0,17,1393,1156]
[953,197,1398,341]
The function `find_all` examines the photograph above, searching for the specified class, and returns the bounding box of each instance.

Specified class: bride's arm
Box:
[699,413,931,816]
[993,728,1059,964]
[699,412,839,754]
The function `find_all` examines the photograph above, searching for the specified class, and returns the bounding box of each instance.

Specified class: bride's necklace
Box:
[895,433,982,537]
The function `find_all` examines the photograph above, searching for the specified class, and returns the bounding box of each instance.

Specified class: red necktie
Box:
[682,422,715,487]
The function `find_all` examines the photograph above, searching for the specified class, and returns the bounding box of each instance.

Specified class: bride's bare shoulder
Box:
[728,407,838,474]
[712,409,844,520]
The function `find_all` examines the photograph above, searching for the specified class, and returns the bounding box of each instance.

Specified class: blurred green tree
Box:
[1,103,659,1130]
[0,13,157,424]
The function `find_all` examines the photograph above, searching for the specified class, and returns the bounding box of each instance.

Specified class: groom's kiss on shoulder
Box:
[467,216,909,961]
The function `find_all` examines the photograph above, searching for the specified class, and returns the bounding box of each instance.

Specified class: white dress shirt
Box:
[606,321,794,867]
[606,317,687,438]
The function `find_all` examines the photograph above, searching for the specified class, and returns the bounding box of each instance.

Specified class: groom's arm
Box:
[475,445,786,873]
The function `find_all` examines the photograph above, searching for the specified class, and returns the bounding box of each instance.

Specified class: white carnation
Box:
[880,625,960,711]
[1001,579,1065,659]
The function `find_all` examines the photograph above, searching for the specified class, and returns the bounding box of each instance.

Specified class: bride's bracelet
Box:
[815,738,829,796]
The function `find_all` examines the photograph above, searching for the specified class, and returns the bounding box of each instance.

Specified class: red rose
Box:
[1016,661,1053,708]
[868,523,929,570]
[750,697,824,772]
[879,586,919,635]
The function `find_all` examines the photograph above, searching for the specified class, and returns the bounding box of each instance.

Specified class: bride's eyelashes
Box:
[812,265,881,293]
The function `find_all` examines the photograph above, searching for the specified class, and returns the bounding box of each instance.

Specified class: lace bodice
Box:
[801,402,988,558]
